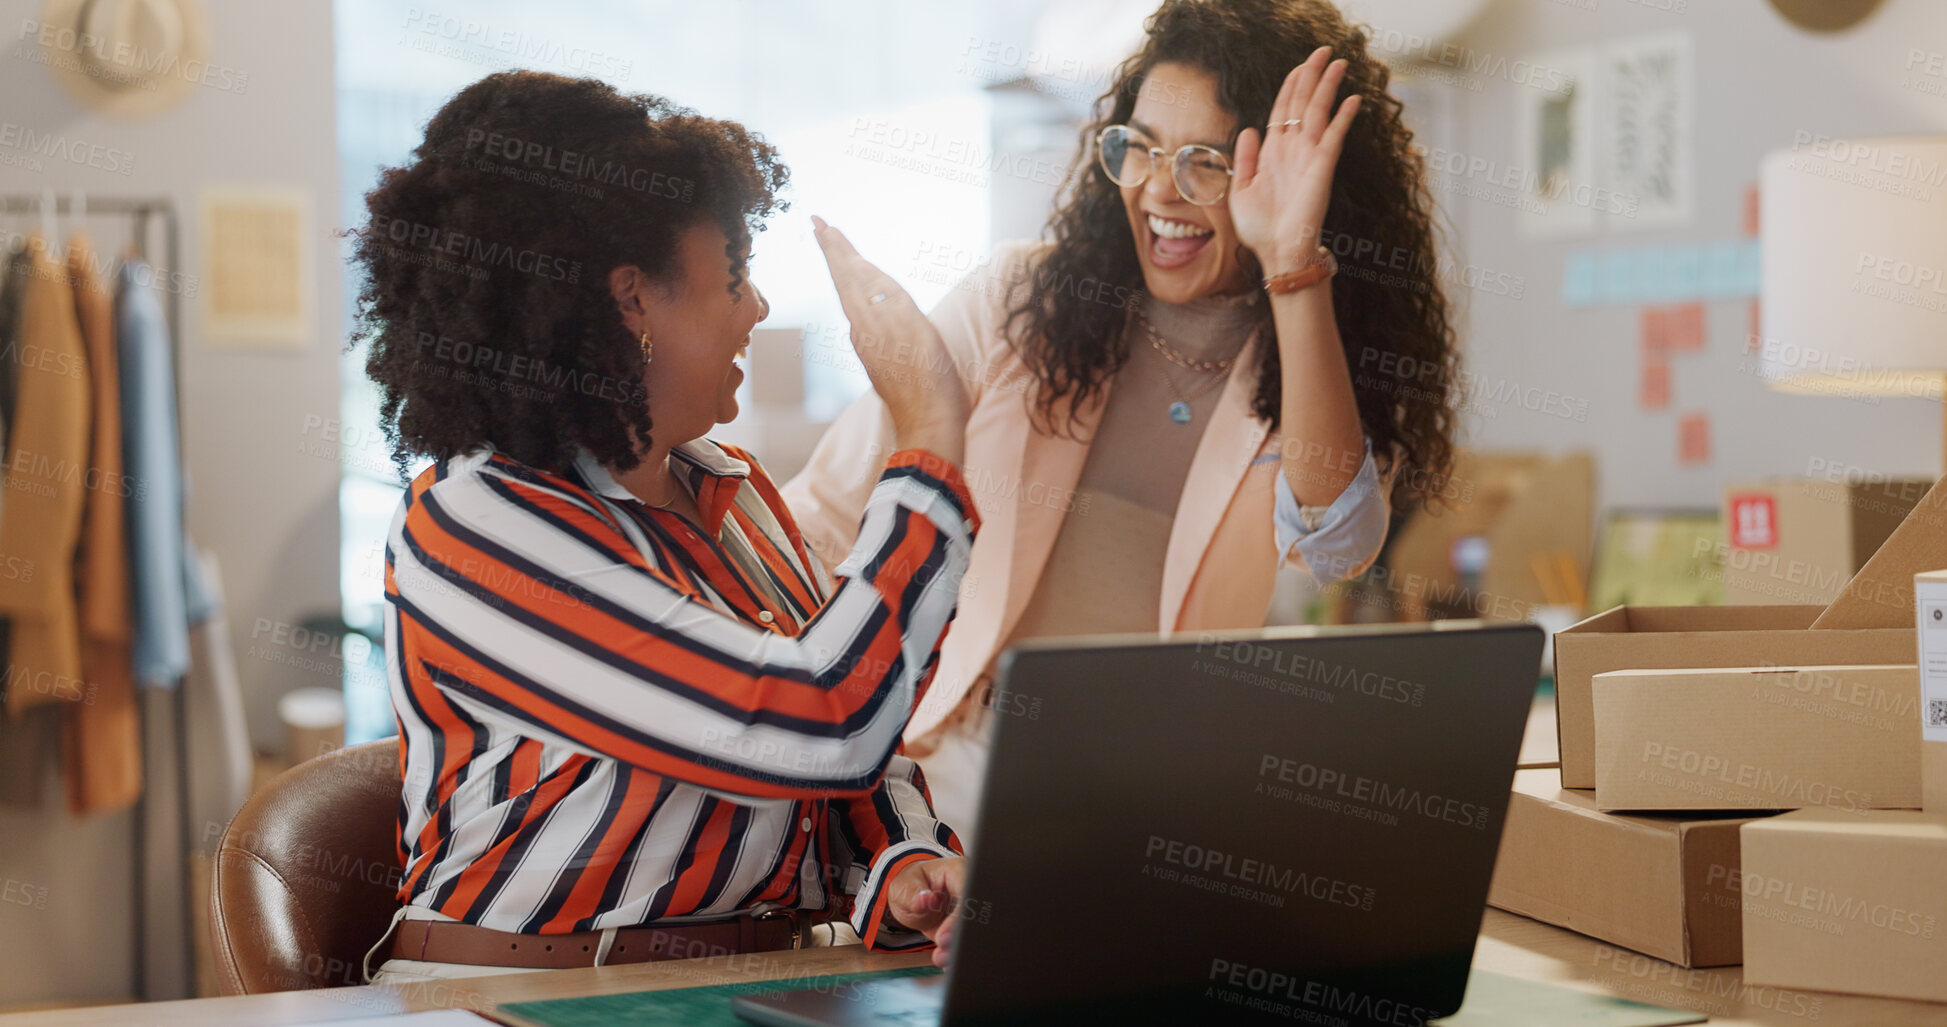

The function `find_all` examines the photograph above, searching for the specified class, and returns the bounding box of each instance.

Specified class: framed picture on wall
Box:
[1515,46,1597,240]
[1601,31,1694,231]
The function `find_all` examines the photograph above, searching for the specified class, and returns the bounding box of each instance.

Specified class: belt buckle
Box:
[751,905,804,949]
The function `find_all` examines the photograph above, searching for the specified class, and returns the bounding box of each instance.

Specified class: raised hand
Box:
[811,216,969,465]
[1228,45,1363,274]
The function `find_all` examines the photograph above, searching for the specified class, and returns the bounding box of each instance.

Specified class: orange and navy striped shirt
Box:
[382,438,978,951]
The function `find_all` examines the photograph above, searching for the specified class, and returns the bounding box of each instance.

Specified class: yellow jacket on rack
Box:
[64,235,140,814]
[0,234,92,713]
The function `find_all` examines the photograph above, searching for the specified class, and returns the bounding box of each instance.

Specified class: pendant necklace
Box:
[1156,358,1228,424]
[1133,304,1239,425]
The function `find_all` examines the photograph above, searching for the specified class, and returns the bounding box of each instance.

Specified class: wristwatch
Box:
[1263,245,1338,295]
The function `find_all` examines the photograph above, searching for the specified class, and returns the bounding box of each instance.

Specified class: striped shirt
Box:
[382,438,979,951]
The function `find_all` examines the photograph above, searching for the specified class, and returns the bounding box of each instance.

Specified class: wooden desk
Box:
[6,909,1942,1026]
[1472,909,1942,1026]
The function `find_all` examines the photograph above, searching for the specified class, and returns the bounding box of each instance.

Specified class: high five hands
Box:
[1227,45,1363,274]
[810,215,969,466]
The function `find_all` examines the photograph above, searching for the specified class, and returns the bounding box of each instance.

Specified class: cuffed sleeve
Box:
[831,750,961,952]
[1274,438,1390,584]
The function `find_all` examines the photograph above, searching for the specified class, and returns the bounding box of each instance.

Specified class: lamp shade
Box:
[1758,136,1947,400]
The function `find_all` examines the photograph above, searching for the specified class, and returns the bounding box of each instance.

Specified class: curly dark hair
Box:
[1007,0,1459,507]
[349,71,788,479]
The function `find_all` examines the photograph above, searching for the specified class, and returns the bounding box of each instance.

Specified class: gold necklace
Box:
[1133,303,1241,374]
[645,466,686,510]
[1133,305,1236,424]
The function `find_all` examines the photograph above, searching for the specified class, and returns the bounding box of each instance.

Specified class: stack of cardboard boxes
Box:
[1488,477,1947,1005]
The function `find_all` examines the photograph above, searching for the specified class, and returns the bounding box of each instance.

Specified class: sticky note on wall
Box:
[1679,413,1711,465]
[1664,303,1705,352]
[1642,355,1671,409]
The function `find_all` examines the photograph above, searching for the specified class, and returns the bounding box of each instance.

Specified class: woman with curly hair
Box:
[786,0,1460,841]
[351,71,980,982]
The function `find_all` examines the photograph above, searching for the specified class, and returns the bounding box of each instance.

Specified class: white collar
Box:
[571,438,750,502]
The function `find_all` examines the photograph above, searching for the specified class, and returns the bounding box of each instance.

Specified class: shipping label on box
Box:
[1592,665,1920,812]
[1742,809,1947,1004]
[1915,570,1947,812]
[1727,492,1777,549]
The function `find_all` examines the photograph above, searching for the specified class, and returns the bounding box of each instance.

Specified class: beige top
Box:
[998,289,1262,647]
[782,241,1394,749]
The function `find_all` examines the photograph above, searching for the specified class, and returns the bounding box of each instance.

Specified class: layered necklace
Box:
[1132,302,1242,425]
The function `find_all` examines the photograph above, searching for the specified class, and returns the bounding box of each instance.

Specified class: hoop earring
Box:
[639,329,653,366]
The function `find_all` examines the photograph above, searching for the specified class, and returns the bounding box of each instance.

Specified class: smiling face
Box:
[1120,61,1255,303]
[615,222,769,450]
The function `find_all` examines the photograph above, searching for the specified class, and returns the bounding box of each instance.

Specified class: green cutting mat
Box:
[1433,970,1705,1026]
[496,965,941,1027]
[497,965,1702,1027]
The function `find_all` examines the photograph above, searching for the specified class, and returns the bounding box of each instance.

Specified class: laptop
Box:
[734,621,1543,1027]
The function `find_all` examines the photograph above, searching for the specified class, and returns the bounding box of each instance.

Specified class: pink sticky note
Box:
[1642,307,1668,353]
[1679,413,1711,465]
[1642,354,1671,410]
[1664,302,1706,353]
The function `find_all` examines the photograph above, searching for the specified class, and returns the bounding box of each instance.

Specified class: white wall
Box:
[0,0,339,1005]
[1434,0,1947,511]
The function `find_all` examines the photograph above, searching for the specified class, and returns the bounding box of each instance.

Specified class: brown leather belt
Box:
[389,908,809,969]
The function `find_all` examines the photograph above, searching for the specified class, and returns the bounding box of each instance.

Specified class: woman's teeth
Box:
[1148,214,1213,239]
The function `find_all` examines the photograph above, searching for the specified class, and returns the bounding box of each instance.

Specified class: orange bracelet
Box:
[1263,246,1338,295]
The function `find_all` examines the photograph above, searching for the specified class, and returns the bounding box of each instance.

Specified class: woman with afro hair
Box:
[352,71,979,982]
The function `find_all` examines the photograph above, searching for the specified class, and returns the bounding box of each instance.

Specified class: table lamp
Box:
[1758,135,1947,468]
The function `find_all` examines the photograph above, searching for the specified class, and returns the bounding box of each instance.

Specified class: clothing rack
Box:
[0,195,182,402]
[0,193,193,1000]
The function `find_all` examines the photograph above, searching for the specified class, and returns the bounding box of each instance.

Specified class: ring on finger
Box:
[1277,118,1303,129]
[869,292,889,304]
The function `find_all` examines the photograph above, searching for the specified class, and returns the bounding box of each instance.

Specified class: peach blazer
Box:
[782,243,1390,747]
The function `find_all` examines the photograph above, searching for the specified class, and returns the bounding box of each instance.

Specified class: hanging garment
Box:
[117,257,192,688]
[184,547,250,843]
[63,235,139,814]
[0,234,91,714]
[0,241,28,452]
[0,242,40,809]
[0,243,24,681]
[0,242,31,666]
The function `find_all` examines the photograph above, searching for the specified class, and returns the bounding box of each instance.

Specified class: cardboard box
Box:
[1930,744,1947,816]
[1741,809,1947,1003]
[1487,768,1761,967]
[1593,665,1921,812]
[1916,570,1947,812]
[1553,605,1914,788]
[1384,451,1592,621]
[1517,699,1560,770]
[1720,478,1929,606]
[1813,475,1947,629]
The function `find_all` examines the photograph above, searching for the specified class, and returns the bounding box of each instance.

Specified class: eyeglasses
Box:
[1094,124,1234,206]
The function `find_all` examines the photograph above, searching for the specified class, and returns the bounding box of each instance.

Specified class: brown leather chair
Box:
[210,738,404,994]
